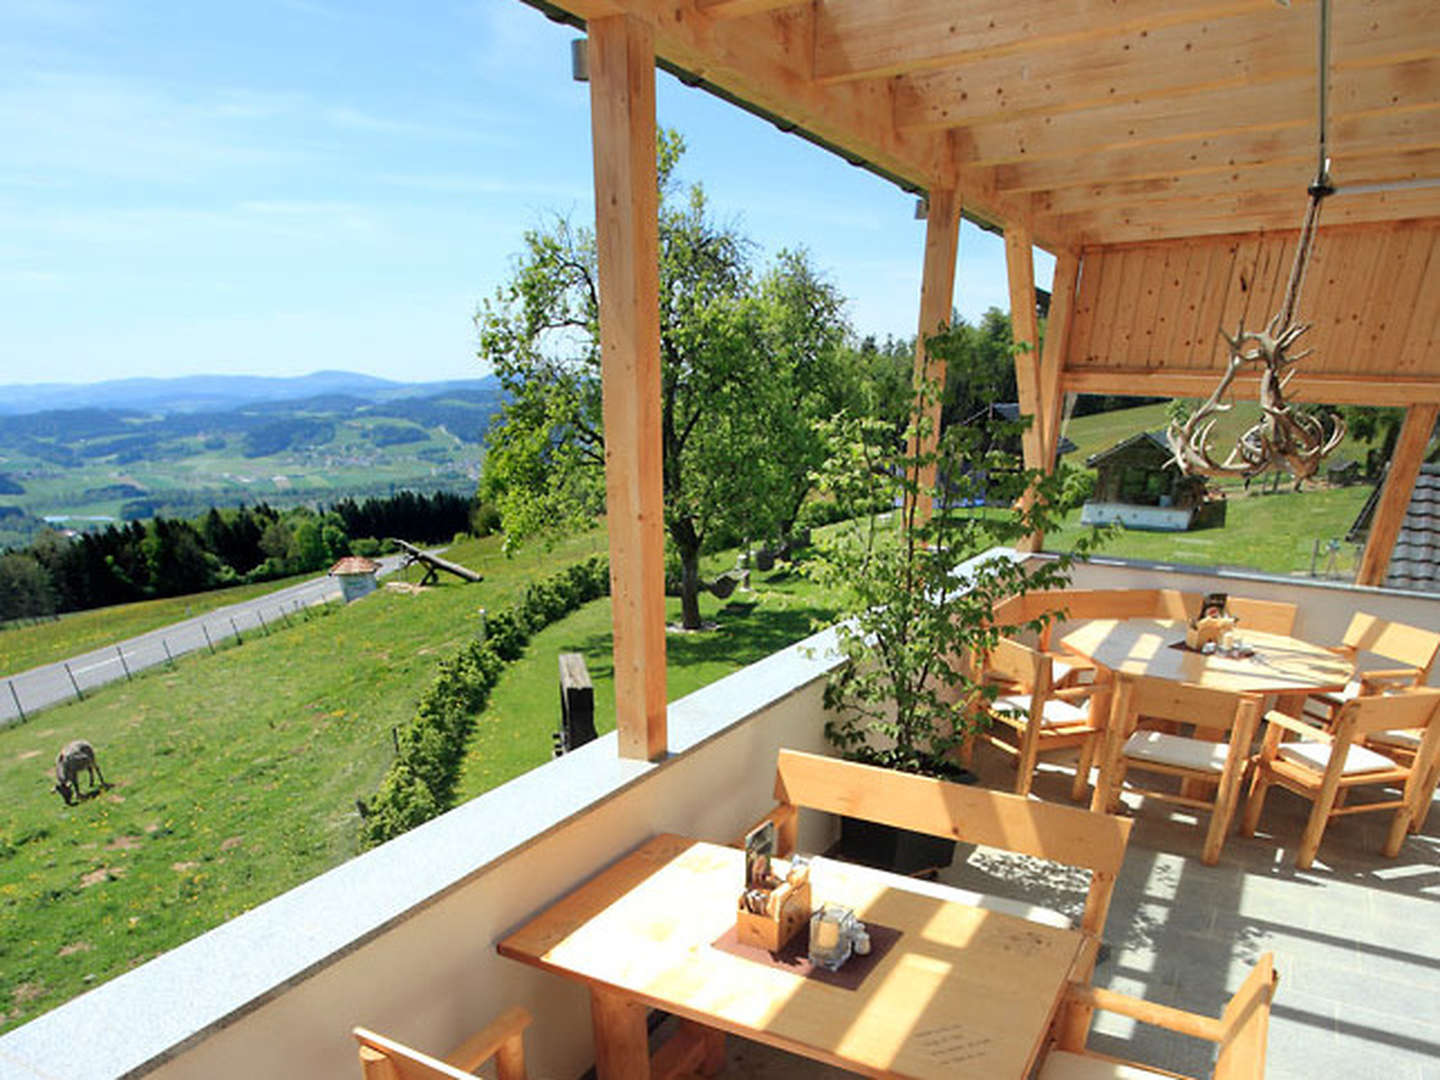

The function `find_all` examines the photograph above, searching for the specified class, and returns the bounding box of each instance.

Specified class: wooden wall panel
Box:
[1063,220,1440,403]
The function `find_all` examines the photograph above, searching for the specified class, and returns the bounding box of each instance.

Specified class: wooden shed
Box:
[329,555,381,603]
[516,0,1439,761]
[1082,432,1215,531]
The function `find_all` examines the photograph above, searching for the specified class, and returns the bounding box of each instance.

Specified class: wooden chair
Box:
[1301,613,1440,727]
[1240,687,1440,869]
[973,637,1103,800]
[1042,953,1277,1080]
[1153,591,1299,636]
[354,1006,530,1080]
[1090,675,1263,865]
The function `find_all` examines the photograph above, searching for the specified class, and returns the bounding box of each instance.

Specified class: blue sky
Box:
[0,0,1051,387]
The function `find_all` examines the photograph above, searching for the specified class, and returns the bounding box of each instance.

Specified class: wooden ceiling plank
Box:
[1366,228,1434,371]
[996,108,1440,194]
[949,59,1440,165]
[1038,187,1440,246]
[1066,248,1107,369]
[814,0,1272,85]
[1149,242,1195,371]
[892,0,1433,132]
[1319,228,1390,376]
[1398,232,1440,374]
[1032,147,1440,217]
[1185,240,1238,370]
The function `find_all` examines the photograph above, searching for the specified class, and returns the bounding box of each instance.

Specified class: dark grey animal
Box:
[53,739,106,805]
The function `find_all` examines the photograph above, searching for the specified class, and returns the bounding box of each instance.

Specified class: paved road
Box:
[1,555,408,725]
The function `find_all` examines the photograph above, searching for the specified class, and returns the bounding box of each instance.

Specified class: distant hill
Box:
[0,371,499,416]
[0,375,508,547]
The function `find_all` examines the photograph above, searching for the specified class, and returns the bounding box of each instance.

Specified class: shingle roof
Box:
[1384,463,1440,594]
[329,556,381,576]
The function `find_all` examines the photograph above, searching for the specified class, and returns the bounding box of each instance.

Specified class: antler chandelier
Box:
[1168,0,1346,483]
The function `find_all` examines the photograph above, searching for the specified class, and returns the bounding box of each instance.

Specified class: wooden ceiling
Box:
[534,0,1440,251]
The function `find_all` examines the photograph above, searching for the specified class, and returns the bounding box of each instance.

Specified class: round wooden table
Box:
[1058,618,1353,696]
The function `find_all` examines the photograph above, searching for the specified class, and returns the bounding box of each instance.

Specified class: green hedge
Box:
[360,555,610,847]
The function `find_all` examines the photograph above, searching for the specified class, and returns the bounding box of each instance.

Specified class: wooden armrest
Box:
[1262,710,1332,742]
[1049,653,1095,669]
[1052,686,1092,702]
[1064,986,1223,1043]
[446,1006,533,1072]
[1359,667,1422,690]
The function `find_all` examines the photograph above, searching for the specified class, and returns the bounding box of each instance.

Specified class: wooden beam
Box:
[536,0,1037,237]
[1005,224,1045,553]
[1356,404,1440,586]
[910,187,961,523]
[949,59,1440,164]
[1006,226,1044,472]
[697,0,803,17]
[814,0,1273,84]
[588,14,668,762]
[892,0,1432,131]
[1061,368,1440,407]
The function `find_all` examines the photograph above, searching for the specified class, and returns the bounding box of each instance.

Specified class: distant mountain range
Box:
[0,371,499,416]
[0,372,508,547]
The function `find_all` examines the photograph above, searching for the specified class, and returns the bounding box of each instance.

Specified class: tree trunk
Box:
[679,546,703,630]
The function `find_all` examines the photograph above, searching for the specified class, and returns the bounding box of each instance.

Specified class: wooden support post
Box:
[1040,251,1081,468]
[908,187,961,524]
[1356,403,1439,586]
[1006,225,1046,554]
[1006,225,1044,473]
[589,14,667,762]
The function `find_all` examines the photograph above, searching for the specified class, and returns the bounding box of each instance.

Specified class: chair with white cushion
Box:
[976,637,1102,800]
[1042,954,1277,1080]
[1241,687,1440,869]
[1090,675,1262,865]
[1300,613,1440,728]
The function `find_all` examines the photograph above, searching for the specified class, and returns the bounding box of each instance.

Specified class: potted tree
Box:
[807,329,1109,874]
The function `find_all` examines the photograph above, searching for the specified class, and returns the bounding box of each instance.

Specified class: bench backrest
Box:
[773,748,1131,936]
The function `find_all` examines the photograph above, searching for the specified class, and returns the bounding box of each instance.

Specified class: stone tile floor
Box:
[701,750,1440,1079]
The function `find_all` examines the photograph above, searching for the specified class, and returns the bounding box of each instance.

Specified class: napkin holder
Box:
[736,864,811,952]
[1186,613,1236,651]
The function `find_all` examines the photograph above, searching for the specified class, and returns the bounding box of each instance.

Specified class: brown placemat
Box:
[1166,640,1256,657]
[710,921,902,991]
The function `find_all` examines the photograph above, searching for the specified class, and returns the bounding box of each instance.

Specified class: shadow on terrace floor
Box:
[708,748,1440,1080]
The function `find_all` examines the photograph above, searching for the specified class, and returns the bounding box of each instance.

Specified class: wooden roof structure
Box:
[515,0,1439,760]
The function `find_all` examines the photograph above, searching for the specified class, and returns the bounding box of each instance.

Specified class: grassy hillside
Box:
[0,528,610,1032]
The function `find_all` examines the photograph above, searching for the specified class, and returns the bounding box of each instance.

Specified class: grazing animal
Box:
[53,739,106,805]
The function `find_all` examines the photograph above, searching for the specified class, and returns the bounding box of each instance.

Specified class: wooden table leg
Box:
[591,986,651,1080]
[652,1019,726,1079]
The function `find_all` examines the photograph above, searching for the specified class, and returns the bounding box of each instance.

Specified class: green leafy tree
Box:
[0,552,56,622]
[809,329,1111,777]
[477,132,855,629]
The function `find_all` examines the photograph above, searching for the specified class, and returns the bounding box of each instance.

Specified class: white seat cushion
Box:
[994,694,1090,728]
[814,857,1072,930]
[1277,740,1398,776]
[1370,728,1422,750]
[1123,730,1230,774]
[1038,1050,1174,1080]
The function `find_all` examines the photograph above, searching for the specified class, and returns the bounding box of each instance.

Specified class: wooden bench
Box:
[746,749,1132,940]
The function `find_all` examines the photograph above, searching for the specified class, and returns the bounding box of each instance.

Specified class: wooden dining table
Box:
[498,833,1090,1079]
[1058,618,1354,698]
[1059,618,1355,810]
